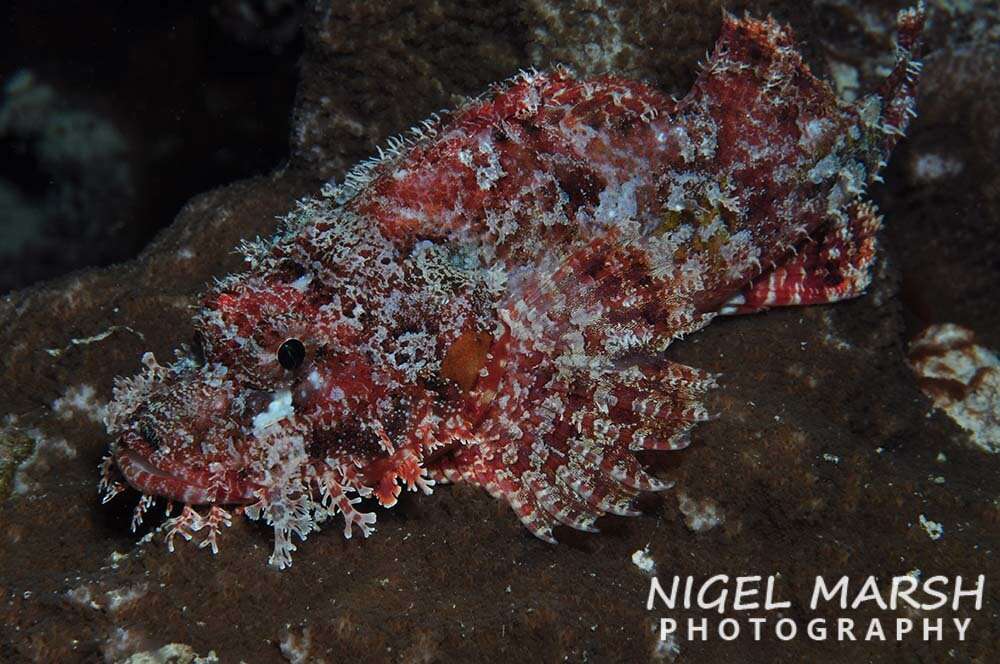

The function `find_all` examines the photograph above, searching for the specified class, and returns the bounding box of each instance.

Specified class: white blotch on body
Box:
[252,389,294,432]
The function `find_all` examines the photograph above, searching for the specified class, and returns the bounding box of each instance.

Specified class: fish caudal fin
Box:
[719,5,923,317]
[873,4,925,156]
[849,3,925,181]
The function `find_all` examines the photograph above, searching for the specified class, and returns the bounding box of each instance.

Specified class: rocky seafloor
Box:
[1,1,998,662]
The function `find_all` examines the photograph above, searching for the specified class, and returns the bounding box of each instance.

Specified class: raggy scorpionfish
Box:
[101,7,924,567]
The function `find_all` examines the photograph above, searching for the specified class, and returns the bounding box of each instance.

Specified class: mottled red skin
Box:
[102,8,924,565]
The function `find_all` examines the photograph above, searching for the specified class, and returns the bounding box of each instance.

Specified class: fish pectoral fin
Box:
[437,356,715,542]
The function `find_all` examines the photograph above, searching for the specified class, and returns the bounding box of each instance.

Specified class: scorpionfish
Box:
[101,7,924,567]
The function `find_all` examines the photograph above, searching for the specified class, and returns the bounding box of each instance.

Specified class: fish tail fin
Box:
[856,3,925,174]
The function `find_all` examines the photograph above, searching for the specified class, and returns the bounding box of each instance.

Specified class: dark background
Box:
[0,1,303,293]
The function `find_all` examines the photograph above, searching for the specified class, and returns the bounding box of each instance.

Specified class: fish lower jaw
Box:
[115,448,254,506]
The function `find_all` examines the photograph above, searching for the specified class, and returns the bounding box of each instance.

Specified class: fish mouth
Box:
[115,444,257,506]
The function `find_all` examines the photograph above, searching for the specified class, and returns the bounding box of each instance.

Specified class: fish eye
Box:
[277,338,306,370]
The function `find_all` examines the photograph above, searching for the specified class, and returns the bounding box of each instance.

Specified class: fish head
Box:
[104,251,416,507]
